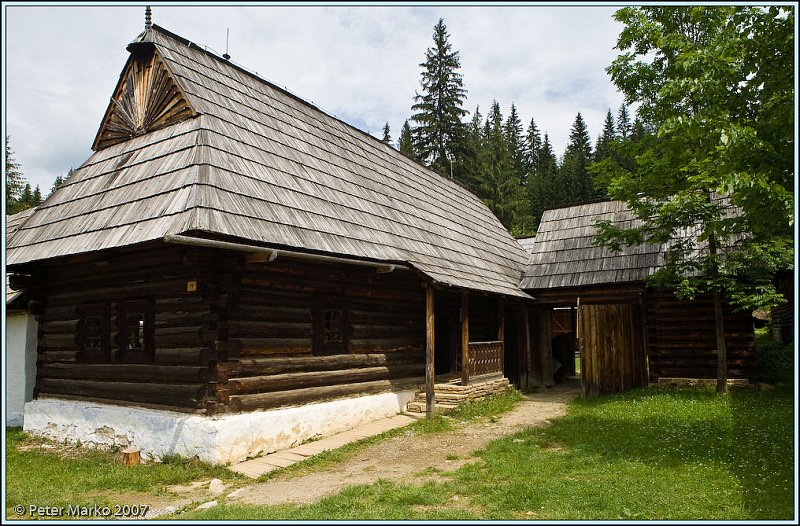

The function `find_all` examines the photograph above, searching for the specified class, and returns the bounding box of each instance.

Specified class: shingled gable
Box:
[7,24,529,298]
[520,200,665,290]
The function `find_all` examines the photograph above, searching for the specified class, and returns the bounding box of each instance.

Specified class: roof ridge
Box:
[147,25,397,157]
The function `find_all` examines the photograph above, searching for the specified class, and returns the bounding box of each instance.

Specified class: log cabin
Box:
[519,200,757,397]
[6,208,39,426]
[6,15,530,463]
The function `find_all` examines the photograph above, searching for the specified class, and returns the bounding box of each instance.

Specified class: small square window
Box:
[79,305,110,363]
[85,315,102,350]
[117,300,154,363]
[324,310,343,343]
[126,314,145,352]
[314,298,349,355]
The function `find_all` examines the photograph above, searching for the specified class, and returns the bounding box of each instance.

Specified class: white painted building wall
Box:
[24,390,416,464]
[6,311,38,426]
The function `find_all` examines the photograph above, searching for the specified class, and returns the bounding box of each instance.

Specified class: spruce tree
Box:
[594,109,616,163]
[410,18,468,176]
[5,136,24,214]
[525,118,542,176]
[32,185,42,206]
[478,101,523,231]
[398,120,416,160]
[458,105,484,194]
[535,133,562,213]
[560,112,594,203]
[617,104,632,139]
[504,103,527,186]
[20,183,33,208]
[381,122,392,145]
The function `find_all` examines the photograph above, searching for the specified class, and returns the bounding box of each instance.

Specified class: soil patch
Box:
[228,382,579,506]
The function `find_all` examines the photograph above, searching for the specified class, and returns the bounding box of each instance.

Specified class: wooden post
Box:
[522,305,531,389]
[498,298,505,376]
[425,285,435,419]
[461,291,469,386]
[577,297,585,398]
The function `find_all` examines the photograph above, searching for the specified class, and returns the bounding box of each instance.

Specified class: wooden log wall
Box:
[219,258,427,413]
[646,290,756,381]
[770,273,793,345]
[29,244,229,413]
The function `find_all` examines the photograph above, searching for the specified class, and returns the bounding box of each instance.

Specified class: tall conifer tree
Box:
[504,103,527,186]
[5,136,24,214]
[410,18,468,176]
[560,112,594,203]
[460,105,485,194]
[478,101,523,231]
[594,109,617,163]
[617,104,632,139]
[525,118,542,176]
[398,120,416,160]
[381,122,392,145]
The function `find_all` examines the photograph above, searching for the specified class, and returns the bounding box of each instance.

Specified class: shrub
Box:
[754,328,794,384]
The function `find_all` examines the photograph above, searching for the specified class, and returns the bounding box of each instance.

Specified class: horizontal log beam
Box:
[228,376,426,412]
[38,378,206,407]
[229,363,424,394]
[232,350,423,376]
[41,363,210,383]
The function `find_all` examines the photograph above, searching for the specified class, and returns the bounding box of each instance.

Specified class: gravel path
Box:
[226,382,580,506]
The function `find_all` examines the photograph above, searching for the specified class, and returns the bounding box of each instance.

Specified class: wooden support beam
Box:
[425,285,435,419]
[461,291,469,386]
[522,305,531,390]
[498,298,505,376]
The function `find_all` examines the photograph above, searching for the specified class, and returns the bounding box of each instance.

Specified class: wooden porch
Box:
[405,373,510,414]
[420,285,511,416]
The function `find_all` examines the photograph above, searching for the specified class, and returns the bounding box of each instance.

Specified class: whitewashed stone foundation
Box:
[23,390,416,464]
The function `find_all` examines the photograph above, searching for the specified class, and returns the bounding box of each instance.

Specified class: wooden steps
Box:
[405,375,510,414]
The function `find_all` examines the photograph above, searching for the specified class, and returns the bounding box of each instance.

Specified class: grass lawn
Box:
[4,428,243,520]
[180,385,794,521]
[5,385,794,521]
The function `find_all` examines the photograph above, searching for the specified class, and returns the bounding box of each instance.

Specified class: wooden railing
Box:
[465,340,503,384]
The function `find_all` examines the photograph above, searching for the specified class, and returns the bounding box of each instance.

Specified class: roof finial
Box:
[145,6,152,29]
[223,28,231,60]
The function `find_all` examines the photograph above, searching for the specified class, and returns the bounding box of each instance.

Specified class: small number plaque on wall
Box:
[186,280,198,292]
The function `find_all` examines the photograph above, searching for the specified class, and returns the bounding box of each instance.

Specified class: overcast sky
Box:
[3,3,629,193]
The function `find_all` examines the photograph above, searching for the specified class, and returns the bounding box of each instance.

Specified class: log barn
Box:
[519,200,757,397]
[6,18,530,463]
[6,208,39,426]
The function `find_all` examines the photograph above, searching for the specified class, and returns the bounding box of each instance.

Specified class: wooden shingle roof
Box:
[517,236,536,254]
[6,25,529,298]
[520,201,665,290]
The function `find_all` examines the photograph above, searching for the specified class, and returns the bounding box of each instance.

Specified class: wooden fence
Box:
[465,340,503,384]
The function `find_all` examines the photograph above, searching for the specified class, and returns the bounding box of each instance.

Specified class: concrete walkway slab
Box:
[230,413,418,479]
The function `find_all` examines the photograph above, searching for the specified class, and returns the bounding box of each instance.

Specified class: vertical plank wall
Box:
[578,303,648,397]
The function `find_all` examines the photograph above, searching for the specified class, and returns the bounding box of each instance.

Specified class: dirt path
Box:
[225,382,579,507]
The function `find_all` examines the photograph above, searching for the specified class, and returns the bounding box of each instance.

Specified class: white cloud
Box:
[3,4,629,192]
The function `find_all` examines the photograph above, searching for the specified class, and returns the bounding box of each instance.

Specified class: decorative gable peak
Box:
[92,41,196,151]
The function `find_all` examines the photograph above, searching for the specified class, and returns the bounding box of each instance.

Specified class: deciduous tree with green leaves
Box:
[594,6,794,393]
